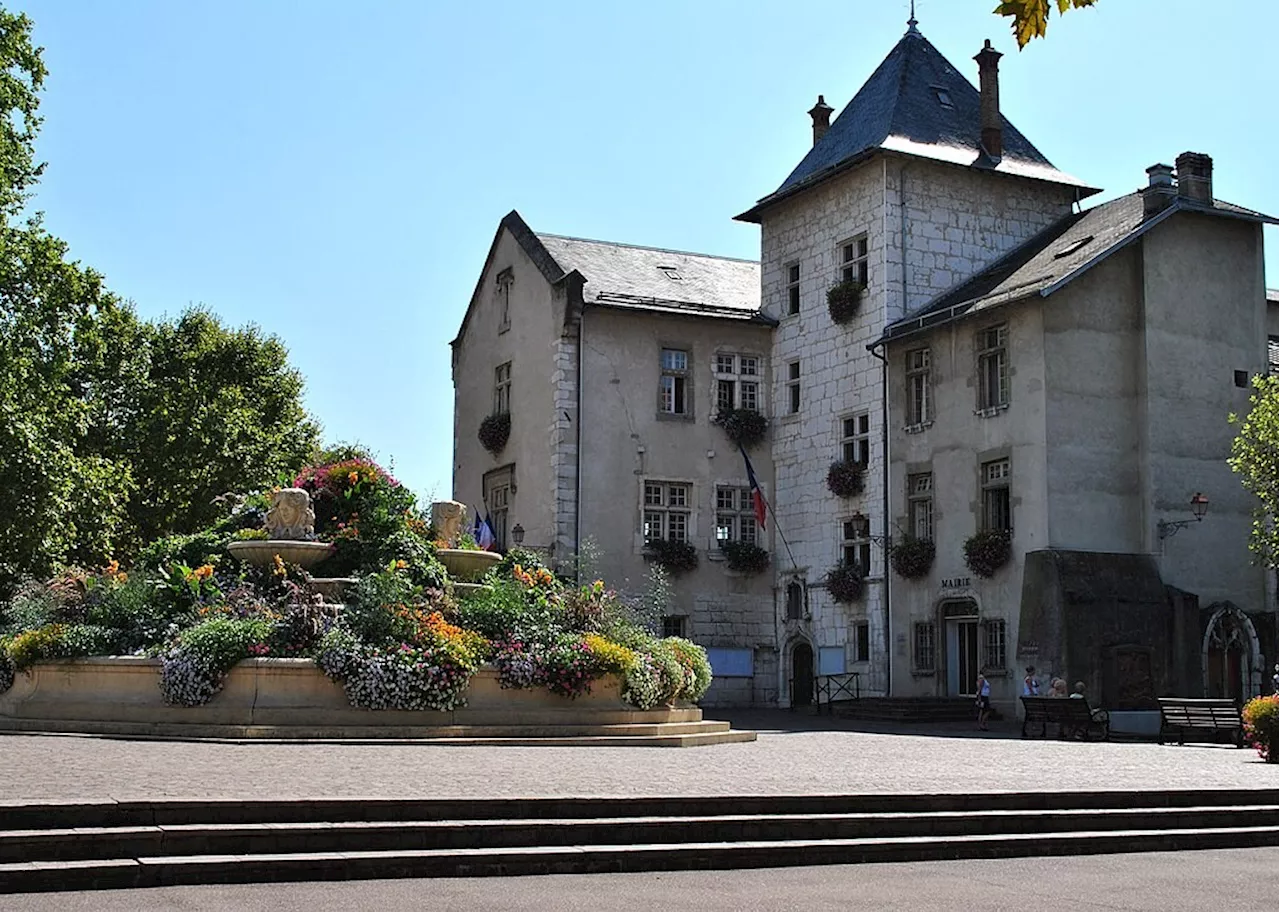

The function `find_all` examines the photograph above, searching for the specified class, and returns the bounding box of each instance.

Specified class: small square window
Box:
[1234,370,1250,388]
[661,616,687,638]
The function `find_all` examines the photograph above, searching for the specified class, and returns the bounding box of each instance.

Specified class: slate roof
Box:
[534,233,766,323]
[736,25,1096,222]
[879,194,1279,345]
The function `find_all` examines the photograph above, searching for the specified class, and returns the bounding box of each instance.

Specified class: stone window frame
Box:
[713,352,763,415]
[661,615,687,639]
[786,360,802,415]
[975,323,1010,415]
[839,412,871,465]
[785,579,806,621]
[837,235,869,287]
[642,479,694,543]
[657,346,693,420]
[983,618,1007,670]
[913,621,936,672]
[715,485,759,547]
[853,621,871,664]
[908,471,934,541]
[980,456,1012,533]
[841,514,872,577]
[496,267,513,335]
[493,361,512,415]
[785,261,801,316]
[905,346,932,430]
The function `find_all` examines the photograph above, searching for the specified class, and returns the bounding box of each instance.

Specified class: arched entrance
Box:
[791,642,814,707]
[1203,603,1262,702]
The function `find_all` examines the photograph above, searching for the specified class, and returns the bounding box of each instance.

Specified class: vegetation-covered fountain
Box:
[0,456,752,746]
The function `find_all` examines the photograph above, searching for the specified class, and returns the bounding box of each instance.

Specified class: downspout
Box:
[575,306,584,583]
[870,342,891,696]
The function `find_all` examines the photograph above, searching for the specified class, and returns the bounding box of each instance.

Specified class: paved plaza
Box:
[2,712,1274,803]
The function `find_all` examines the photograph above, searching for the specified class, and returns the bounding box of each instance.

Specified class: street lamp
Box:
[510,523,525,546]
[1158,492,1209,540]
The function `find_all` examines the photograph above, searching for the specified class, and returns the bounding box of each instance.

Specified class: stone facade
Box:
[758,154,1075,705]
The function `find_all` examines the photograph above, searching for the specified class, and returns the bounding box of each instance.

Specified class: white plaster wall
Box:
[885,303,1050,707]
[451,228,559,545]
[1139,213,1270,611]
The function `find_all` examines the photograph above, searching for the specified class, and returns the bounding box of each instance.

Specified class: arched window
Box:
[786,580,804,620]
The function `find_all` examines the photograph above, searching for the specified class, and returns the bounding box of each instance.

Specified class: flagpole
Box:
[738,444,799,573]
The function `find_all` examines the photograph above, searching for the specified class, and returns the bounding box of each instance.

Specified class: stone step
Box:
[3,788,1269,831]
[3,806,1272,863]
[1,826,1273,893]
[0,718,742,744]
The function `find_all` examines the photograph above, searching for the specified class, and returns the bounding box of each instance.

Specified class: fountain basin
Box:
[227,540,335,570]
[436,548,501,582]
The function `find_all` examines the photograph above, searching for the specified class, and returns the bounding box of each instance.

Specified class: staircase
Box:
[1,789,1272,893]
[827,697,997,722]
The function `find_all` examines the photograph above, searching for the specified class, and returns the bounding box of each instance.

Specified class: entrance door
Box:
[791,643,814,707]
[946,620,980,696]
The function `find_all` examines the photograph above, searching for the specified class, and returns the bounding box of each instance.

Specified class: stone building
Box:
[453,18,1276,709]
[451,212,778,705]
[875,159,1277,718]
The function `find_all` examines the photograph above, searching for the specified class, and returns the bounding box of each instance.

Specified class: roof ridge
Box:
[535,231,759,265]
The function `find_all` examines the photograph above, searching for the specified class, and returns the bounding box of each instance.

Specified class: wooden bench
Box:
[1021,696,1110,741]
[1157,697,1245,747]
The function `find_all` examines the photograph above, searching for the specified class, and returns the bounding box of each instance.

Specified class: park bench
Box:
[1021,696,1109,741]
[1157,697,1244,747]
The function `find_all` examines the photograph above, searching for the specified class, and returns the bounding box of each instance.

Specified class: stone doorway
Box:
[941,599,980,697]
[1203,603,1262,702]
[791,642,814,707]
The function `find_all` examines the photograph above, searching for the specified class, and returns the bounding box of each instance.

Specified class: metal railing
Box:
[815,672,862,713]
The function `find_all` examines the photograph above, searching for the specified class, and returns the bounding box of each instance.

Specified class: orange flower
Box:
[348,471,360,485]
[193,564,215,581]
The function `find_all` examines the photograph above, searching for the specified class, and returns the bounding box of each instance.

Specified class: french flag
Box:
[740,445,767,531]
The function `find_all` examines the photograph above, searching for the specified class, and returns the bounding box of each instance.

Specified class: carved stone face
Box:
[430,501,468,548]
[266,488,316,541]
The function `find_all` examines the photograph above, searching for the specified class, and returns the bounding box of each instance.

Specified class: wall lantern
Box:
[510,523,525,546]
[1158,492,1209,540]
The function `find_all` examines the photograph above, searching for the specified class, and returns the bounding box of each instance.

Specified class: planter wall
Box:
[0,658,702,734]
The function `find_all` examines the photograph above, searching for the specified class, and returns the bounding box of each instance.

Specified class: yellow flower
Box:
[395,560,408,570]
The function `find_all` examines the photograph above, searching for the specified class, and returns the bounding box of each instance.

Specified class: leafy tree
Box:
[110,308,320,548]
[1228,374,1278,569]
[995,0,1098,49]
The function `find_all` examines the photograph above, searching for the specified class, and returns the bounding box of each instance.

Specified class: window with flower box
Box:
[908,472,933,540]
[493,361,512,414]
[714,353,761,413]
[842,515,872,575]
[841,413,870,465]
[716,486,759,546]
[643,481,691,542]
[981,458,1011,533]
[838,235,869,286]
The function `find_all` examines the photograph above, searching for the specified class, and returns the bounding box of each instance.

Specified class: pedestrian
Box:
[1048,678,1068,698]
[975,673,992,730]
[1022,665,1040,697]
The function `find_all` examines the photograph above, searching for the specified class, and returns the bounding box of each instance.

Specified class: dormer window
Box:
[931,86,953,108]
[658,265,682,281]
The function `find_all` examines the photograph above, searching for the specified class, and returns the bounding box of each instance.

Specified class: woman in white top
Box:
[975,674,992,730]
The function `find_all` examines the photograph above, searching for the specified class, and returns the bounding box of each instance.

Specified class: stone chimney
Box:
[808,95,834,146]
[1175,151,1213,204]
[974,40,1003,159]
[1142,163,1177,218]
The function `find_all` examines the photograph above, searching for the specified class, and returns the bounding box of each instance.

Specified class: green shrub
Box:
[4,625,68,669]
[160,617,272,706]
[0,582,61,636]
[58,625,123,657]
[664,637,712,701]
[136,532,227,574]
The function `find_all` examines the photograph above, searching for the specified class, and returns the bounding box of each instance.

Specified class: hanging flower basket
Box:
[890,536,935,580]
[963,529,1012,578]
[477,412,511,455]
[827,280,865,325]
[719,540,769,574]
[643,538,699,575]
[712,408,769,449]
[827,459,865,497]
[822,560,864,603]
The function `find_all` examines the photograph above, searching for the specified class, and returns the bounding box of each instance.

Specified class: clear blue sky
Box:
[17,0,1279,503]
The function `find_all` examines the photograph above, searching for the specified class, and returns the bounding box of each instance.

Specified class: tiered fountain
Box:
[430,500,501,593]
[225,488,352,602]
